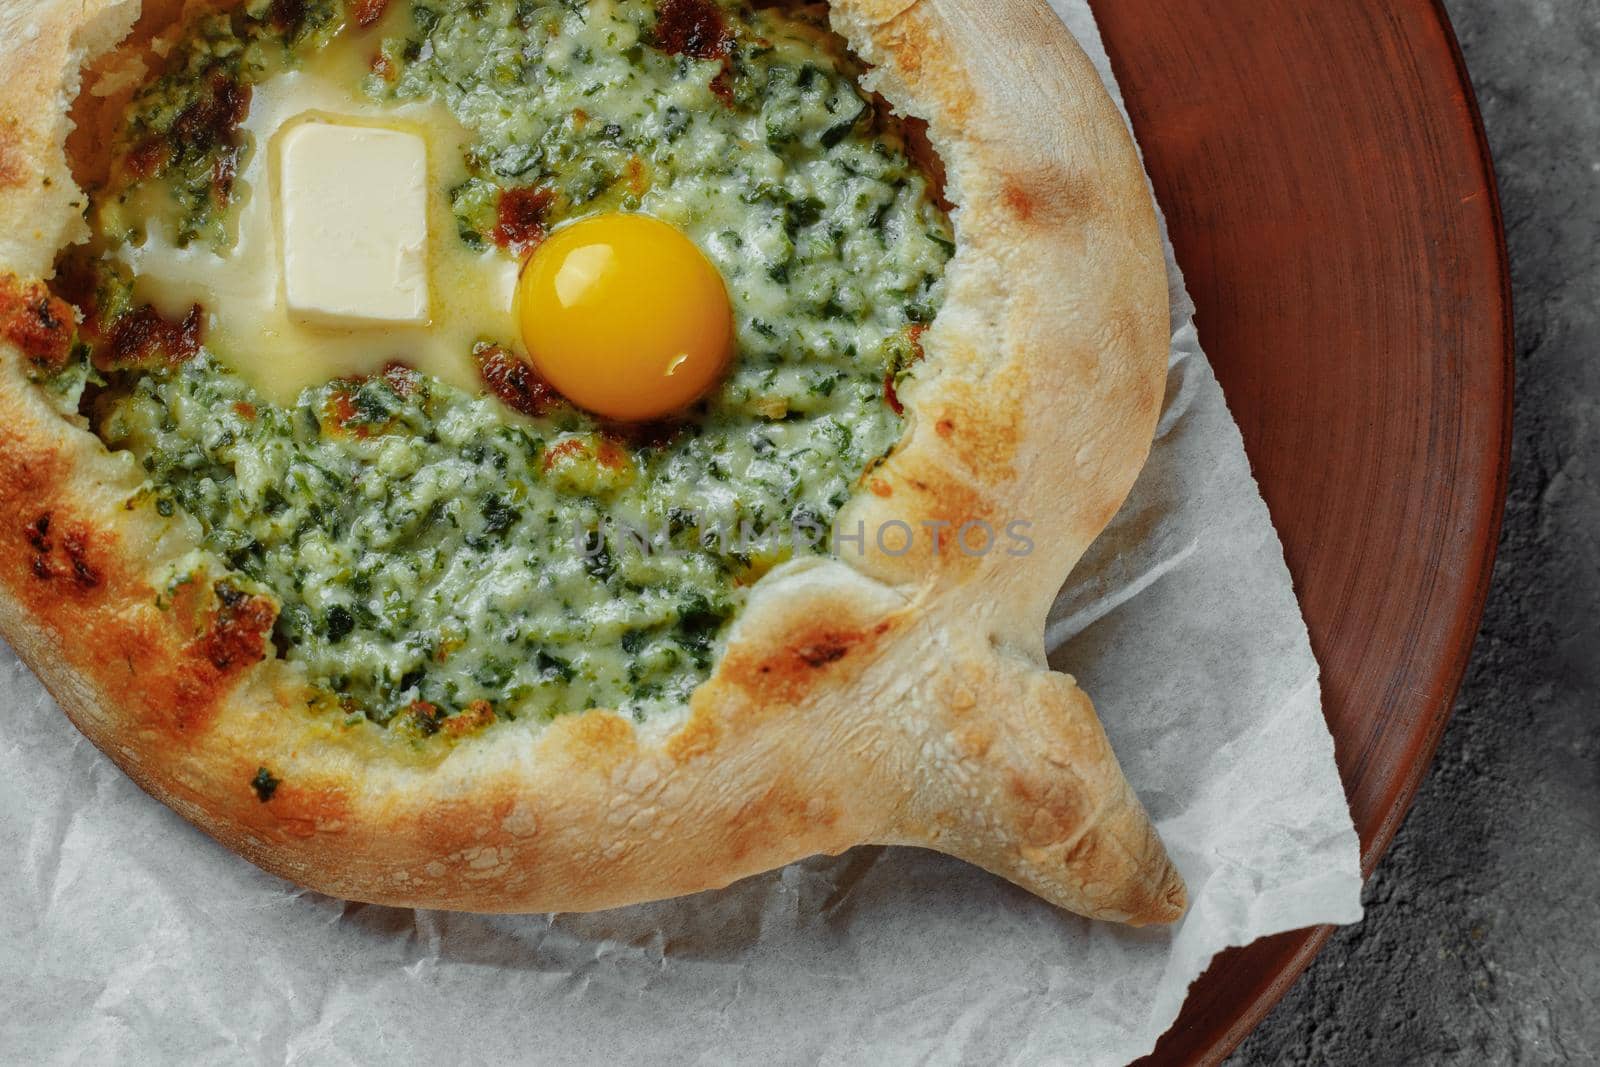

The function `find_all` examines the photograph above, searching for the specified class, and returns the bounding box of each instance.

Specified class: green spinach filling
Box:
[59,0,952,730]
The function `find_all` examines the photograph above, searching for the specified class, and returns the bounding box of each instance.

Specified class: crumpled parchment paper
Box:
[0,5,1362,1063]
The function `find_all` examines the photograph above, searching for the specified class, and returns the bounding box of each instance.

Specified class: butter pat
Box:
[278,122,430,326]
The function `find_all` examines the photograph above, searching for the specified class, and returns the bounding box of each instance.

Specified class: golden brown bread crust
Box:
[0,0,1185,923]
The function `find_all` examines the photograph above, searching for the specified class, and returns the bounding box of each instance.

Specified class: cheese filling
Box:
[48,0,953,735]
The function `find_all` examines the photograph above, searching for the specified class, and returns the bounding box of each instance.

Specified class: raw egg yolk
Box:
[516,213,733,421]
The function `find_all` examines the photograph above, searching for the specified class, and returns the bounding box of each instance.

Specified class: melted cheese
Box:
[80,0,953,724]
[114,49,519,406]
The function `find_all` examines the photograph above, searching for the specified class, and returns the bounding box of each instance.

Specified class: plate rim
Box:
[1091,0,1515,1060]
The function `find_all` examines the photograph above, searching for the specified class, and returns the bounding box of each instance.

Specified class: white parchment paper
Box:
[0,5,1362,1063]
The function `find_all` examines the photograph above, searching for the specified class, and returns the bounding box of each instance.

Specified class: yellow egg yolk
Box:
[516,213,734,421]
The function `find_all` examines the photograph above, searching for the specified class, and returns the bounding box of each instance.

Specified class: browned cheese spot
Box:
[475,341,564,417]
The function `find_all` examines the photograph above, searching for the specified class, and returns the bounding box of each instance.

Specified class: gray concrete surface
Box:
[1231,1,1600,1063]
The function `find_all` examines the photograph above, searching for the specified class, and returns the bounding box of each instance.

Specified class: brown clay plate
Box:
[1085,0,1513,1061]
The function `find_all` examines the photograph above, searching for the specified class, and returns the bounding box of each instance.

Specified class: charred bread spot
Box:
[59,527,101,588]
[143,583,274,739]
[250,766,280,802]
[21,511,102,590]
[0,274,75,372]
[0,377,267,751]
[724,618,893,705]
[23,513,50,552]
[22,512,62,572]
[795,637,850,667]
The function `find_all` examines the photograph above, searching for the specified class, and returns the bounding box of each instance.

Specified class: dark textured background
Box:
[1232,1,1600,1062]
